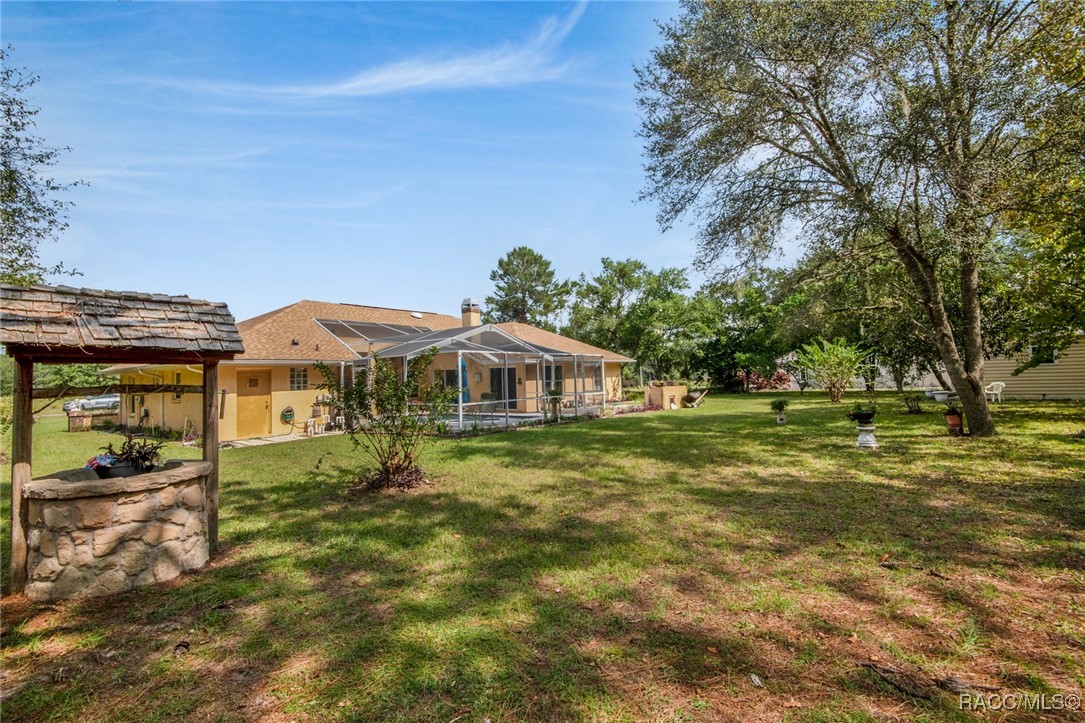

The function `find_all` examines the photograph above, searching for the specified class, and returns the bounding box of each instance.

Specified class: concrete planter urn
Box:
[770,399,790,425]
[848,405,878,450]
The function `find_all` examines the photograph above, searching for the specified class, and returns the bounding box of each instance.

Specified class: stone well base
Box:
[22,460,211,601]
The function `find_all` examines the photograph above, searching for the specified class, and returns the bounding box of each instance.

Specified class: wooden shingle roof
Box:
[0,284,243,363]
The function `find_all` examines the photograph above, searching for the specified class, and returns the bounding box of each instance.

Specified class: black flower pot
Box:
[95,461,150,479]
[851,412,876,425]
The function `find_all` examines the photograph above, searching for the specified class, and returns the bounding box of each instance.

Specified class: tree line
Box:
[480,241,1076,399]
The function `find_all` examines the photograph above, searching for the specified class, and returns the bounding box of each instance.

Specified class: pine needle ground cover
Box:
[2,395,1083,721]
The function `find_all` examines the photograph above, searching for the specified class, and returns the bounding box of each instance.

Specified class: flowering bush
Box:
[736,369,791,390]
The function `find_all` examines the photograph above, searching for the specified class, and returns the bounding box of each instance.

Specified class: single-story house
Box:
[106,298,634,441]
[983,332,1085,400]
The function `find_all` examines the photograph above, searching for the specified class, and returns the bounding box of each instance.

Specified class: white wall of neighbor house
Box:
[777,335,1084,398]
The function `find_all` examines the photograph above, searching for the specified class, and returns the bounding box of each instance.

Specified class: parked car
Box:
[64,393,120,412]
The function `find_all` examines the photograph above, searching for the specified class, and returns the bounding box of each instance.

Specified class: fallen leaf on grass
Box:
[707,647,718,654]
[750,673,764,688]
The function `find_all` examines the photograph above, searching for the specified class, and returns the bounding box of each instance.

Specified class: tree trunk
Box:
[885,225,995,435]
[955,245,996,436]
[928,362,952,391]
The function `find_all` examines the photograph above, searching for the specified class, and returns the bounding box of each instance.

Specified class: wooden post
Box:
[203,360,220,554]
[10,357,33,593]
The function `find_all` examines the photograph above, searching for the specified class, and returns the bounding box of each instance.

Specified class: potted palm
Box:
[944,401,964,436]
[770,398,789,424]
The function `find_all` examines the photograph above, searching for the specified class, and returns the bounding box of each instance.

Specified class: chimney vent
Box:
[461,297,482,327]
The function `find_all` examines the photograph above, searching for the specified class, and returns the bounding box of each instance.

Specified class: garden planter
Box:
[853,414,878,450]
[776,413,787,425]
[851,411,876,425]
[945,412,964,436]
[94,461,152,479]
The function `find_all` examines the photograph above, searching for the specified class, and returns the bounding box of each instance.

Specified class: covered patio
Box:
[353,325,630,430]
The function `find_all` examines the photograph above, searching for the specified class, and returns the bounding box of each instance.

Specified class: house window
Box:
[248,377,261,389]
[172,371,183,402]
[1028,345,1058,364]
[289,367,308,391]
[544,365,564,392]
[442,369,459,389]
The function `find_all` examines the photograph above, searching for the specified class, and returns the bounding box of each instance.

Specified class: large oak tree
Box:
[1,47,83,286]
[637,0,1084,435]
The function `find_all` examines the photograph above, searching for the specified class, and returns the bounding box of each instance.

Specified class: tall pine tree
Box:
[483,246,571,330]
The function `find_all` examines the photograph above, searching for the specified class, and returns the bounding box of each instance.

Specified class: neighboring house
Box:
[983,333,1085,400]
[107,299,633,441]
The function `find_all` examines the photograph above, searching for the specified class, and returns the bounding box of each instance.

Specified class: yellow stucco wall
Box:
[424,355,625,414]
[122,354,629,441]
[120,363,337,441]
[118,367,204,435]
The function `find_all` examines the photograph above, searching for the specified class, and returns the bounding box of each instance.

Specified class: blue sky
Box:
[3,1,725,322]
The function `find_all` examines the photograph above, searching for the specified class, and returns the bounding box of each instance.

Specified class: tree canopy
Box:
[564,258,692,376]
[637,0,1085,435]
[483,246,571,330]
[1,46,83,286]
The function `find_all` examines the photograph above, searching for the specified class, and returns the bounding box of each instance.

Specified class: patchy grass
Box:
[2,394,1084,721]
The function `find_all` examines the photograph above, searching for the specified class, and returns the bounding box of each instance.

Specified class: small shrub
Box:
[317,347,457,491]
[903,392,924,414]
[770,399,790,414]
[793,338,868,403]
[736,369,792,391]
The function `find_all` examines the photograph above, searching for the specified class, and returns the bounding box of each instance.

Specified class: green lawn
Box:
[2,394,1084,721]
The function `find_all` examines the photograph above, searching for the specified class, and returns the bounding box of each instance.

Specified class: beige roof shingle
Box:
[234,300,461,361]
[494,322,635,363]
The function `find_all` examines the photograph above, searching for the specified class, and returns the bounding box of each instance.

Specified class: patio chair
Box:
[984,381,1005,403]
[480,392,499,416]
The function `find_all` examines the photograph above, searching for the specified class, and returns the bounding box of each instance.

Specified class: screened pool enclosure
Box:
[315,321,629,429]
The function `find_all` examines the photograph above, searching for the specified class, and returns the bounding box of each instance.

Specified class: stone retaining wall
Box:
[22,460,211,601]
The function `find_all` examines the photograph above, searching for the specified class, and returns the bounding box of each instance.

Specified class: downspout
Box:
[600,356,606,413]
[457,350,463,431]
[504,352,510,428]
[574,355,580,418]
[137,367,164,429]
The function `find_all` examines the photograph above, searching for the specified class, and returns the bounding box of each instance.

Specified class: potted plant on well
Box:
[943,401,964,436]
[88,431,165,478]
[770,398,790,424]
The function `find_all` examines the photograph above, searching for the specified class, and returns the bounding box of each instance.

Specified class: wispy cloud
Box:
[144,2,586,100]
[273,183,409,211]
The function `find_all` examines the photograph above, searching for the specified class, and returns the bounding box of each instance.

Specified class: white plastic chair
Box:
[984,382,1005,403]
